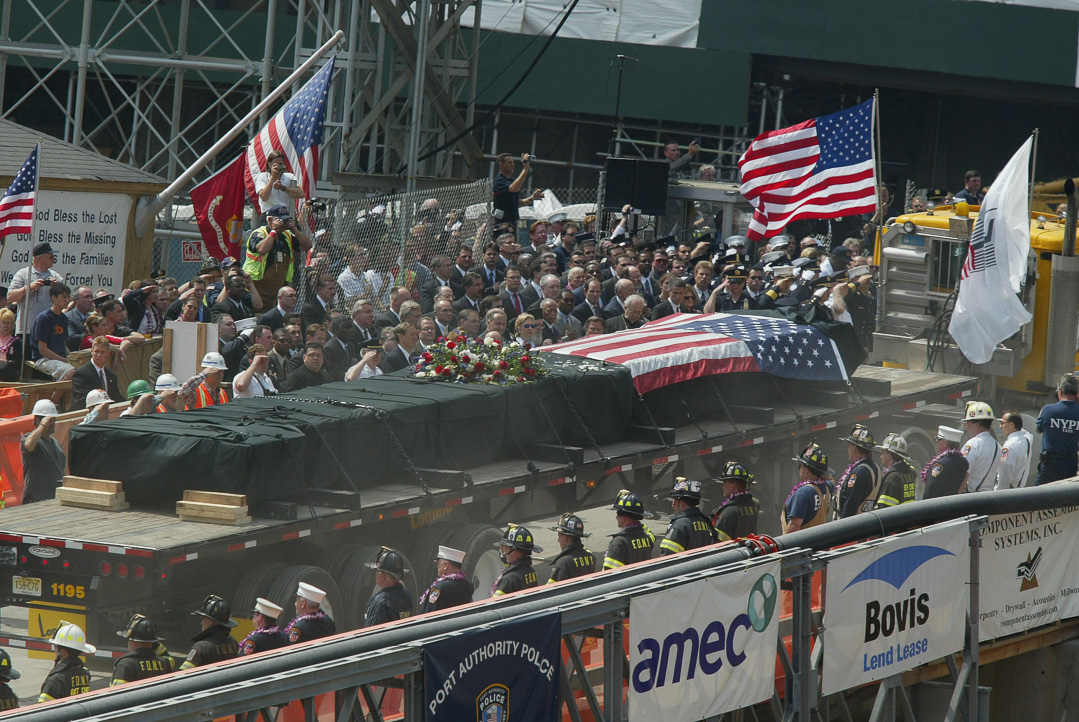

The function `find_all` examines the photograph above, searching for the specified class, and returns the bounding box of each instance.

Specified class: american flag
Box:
[542,312,848,394]
[243,58,336,212]
[0,145,39,239]
[738,99,876,241]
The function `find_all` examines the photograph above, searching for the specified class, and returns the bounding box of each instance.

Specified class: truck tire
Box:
[266,565,343,634]
[411,521,464,590]
[232,563,290,622]
[900,427,935,500]
[448,524,504,601]
[340,547,420,629]
[318,544,367,582]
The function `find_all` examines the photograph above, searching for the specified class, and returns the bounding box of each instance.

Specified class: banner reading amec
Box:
[822,520,970,695]
[628,559,782,721]
[424,612,560,722]
[0,190,131,293]
[979,505,1079,640]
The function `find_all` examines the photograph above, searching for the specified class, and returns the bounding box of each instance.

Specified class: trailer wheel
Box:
[232,563,290,620]
[266,565,343,633]
[411,521,464,590]
[448,524,504,601]
[318,544,367,581]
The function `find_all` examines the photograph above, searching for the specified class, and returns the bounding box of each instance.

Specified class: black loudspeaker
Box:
[604,158,670,216]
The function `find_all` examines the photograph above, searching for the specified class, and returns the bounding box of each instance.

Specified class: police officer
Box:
[658,478,715,556]
[782,444,833,534]
[364,548,413,626]
[111,614,171,685]
[603,491,656,569]
[286,582,337,641]
[239,598,289,656]
[711,461,761,541]
[756,266,796,310]
[181,594,239,668]
[547,513,596,583]
[714,266,757,311]
[996,411,1034,489]
[1036,374,1079,485]
[39,621,93,702]
[419,546,474,613]
[960,401,1000,493]
[492,525,541,596]
[0,650,18,710]
[835,424,882,518]
[923,426,969,499]
[874,434,917,508]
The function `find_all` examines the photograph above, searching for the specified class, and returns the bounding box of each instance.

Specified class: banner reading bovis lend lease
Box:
[979,506,1079,641]
[0,190,130,294]
[424,612,560,722]
[822,520,969,695]
[628,559,781,721]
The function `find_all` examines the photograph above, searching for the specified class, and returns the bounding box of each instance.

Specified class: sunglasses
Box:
[522,323,540,329]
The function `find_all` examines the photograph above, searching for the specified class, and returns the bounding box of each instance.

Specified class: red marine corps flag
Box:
[189,155,246,261]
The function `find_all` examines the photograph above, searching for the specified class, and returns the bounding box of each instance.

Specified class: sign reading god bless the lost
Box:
[0,190,131,293]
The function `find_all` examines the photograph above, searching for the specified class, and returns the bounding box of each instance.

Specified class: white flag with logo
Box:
[948,136,1033,364]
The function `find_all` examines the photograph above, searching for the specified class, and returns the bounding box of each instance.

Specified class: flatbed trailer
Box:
[0,365,976,663]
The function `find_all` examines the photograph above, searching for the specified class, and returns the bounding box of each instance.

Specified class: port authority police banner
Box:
[424,612,560,722]
[978,506,1079,641]
[821,520,969,695]
[628,559,781,721]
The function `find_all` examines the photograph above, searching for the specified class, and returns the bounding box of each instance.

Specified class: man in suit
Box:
[236,326,285,386]
[258,286,298,332]
[554,290,583,339]
[450,246,474,286]
[603,279,634,319]
[65,285,95,338]
[350,299,377,345]
[572,278,606,324]
[419,255,462,313]
[268,328,293,386]
[525,274,561,315]
[538,299,562,344]
[322,316,356,382]
[373,287,410,334]
[300,275,337,335]
[498,267,537,325]
[452,273,485,315]
[601,254,633,304]
[71,336,123,411]
[282,343,331,392]
[431,299,457,339]
[471,243,504,296]
[379,323,420,374]
[495,234,520,272]
[605,295,647,333]
[211,276,255,323]
[651,278,689,320]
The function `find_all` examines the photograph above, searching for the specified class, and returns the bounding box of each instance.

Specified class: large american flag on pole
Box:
[0,144,39,240]
[542,312,848,394]
[243,58,336,212]
[738,98,876,241]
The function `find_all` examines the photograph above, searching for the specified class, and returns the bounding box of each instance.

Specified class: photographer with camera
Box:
[243,205,311,302]
[493,152,543,227]
[254,150,304,214]
[9,242,64,340]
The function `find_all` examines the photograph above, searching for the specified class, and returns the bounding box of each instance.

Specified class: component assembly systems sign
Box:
[0,190,131,293]
[628,559,781,721]
[978,506,1079,640]
[424,612,560,722]
[822,520,969,695]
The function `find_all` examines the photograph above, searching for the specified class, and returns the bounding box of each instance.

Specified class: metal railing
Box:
[8,484,1079,722]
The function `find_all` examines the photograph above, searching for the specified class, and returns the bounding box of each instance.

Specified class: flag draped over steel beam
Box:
[541,312,848,394]
[739,98,877,241]
[948,136,1034,365]
[0,144,39,240]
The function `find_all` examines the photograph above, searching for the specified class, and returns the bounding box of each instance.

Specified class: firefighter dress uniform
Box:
[419,546,475,613]
[239,598,290,656]
[286,582,337,641]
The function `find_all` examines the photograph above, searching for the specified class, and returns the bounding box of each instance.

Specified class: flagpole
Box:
[872,89,883,262]
[19,142,41,383]
[1028,128,1039,219]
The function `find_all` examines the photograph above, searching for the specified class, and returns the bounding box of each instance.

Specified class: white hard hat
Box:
[201,351,227,371]
[875,433,912,461]
[50,621,96,655]
[155,374,181,392]
[31,399,57,418]
[961,401,995,423]
[85,389,110,408]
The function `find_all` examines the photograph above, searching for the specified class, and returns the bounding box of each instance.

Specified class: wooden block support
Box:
[56,487,128,511]
[182,490,247,506]
[177,490,250,525]
[63,476,123,493]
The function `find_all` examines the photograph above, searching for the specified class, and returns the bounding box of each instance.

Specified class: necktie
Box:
[99,367,107,392]
[512,293,522,314]
[488,270,495,286]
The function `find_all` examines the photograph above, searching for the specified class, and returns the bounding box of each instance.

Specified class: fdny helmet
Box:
[191,594,237,628]
[875,433,913,462]
[839,423,875,450]
[495,524,542,554]
[365,546,410,578]
[961,401,995,423]
[612,490,645,519]
[667,477,705,502]
[550,513,590,538]
[717,461,754,484]
[793,443,829,475]
[117,614,164,643]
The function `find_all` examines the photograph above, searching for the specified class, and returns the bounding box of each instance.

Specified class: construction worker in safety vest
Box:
[39,621,93,703]
[154,373,185,413]
[188,352,230,409]
[243,205,311,303]
[782,443,833,534]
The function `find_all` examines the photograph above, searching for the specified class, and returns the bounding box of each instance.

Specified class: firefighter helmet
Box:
[717,461,753,484]
[0,649,20,681]
[792,443,829,475]
[612,490,645,519]
[191,594,237,628]
[550,513,590,538]
[875,433,913,462]
[365,546,410,578]
[495,524,542,553]
[961,401,995,423]
[50,621,96,655]
[667,477,705,502]
[117,614,164,643]
[839,423,875,450]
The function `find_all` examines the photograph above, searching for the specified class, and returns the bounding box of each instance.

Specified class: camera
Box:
[41,278,53,286]
[310,200,327,213]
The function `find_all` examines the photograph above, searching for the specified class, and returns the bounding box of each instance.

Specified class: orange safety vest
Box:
[193,383,229,409]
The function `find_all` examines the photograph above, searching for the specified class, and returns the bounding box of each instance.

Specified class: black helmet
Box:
[839,423,875,450]
[666,477,704,502]
[550,513,590,538]
[0,649,19,681]
[117,614,164,643]
[792,443,829,475]
[612,490,645,519]
[191,594,237,628]
[365,546,410,579]
[717,461,753,484]
[495,524,542,554]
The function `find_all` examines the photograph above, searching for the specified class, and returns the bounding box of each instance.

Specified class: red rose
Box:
[442,368,452,376]
[500,361,508,369]
[526,367,536,376]
[450,356,458,363]
[446,341,456,350]
[435,365,444,374]
[422,352,433,362]
[516,376,525,382]
[521,355,531,363]
[475,362,485,371]
[462,355,471,363]
[493,370,502,377]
